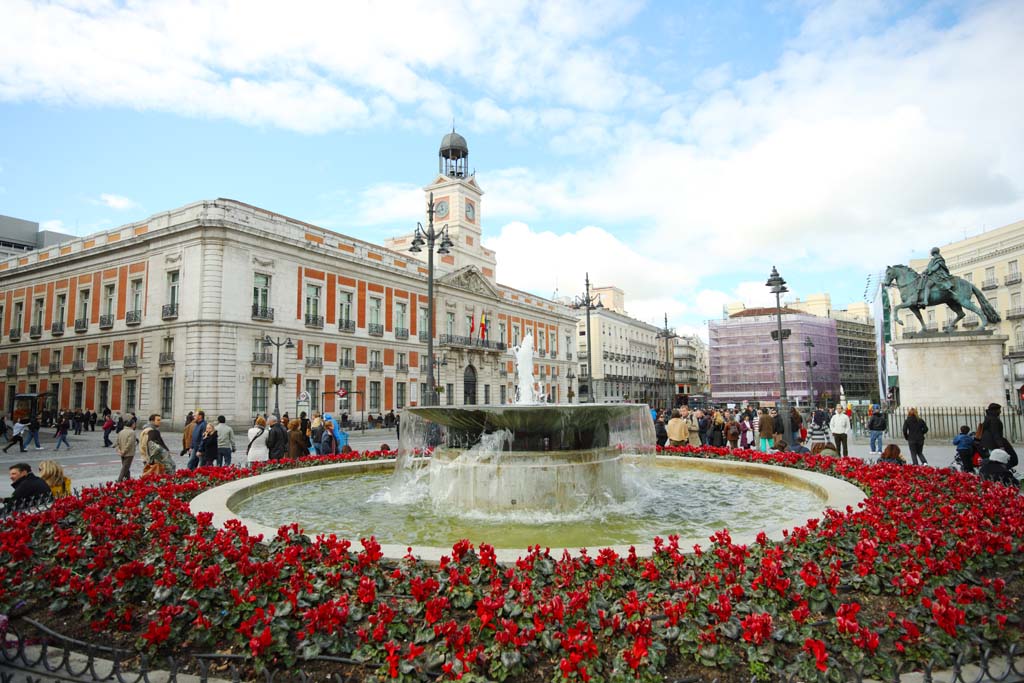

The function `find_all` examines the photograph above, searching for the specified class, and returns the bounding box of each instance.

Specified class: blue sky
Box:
[1,0,1022,337]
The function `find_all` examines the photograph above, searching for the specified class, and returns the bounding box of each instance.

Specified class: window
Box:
[103,284,115,315]
[33,298,44,326]
[52,350,61,367]
[130,279,143,312]
[446,383,454,405]
[74,347,85,363]
[73,382,84,410]
[1017,325,1024,347]
[253,274,270,309]
[13,301,23,329]
[160,377,173,418]
[397,382,406,409]
[465,315,473,336]
[308,344,321,360]
[500,385,507,404]
[446,312,455,336]
[55,293,66,323]
[964,272,974,283]
[306,379,320,412]
[127,342,138,359]
[339,291,353,322]
[98,380,109,412]
[499,322,506,342]
[484,384,490,405]
[538,330,546,352]
[369,297,382,324]
[369,381,381,411]
[78,289,90,316]
[419,307,429,333]
[100,345,111,361]
[1011,260,1020,276]
[305,284,321,316]
[162,337,173,354]
[125,379,137,413]
[419,382,428,404]
[1013,293,1022,309]
[986,266,995,281]
[396,302,407,328]
[512,324,520,346]
[341,347,353,364]
[398,352,406,368]
[370,349,382,365]
[167,272,179,305]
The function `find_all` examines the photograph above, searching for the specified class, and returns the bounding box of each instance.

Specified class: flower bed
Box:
[1,446,1022,682]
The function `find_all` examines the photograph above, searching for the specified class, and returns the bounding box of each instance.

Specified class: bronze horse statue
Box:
[884,264,1001,332]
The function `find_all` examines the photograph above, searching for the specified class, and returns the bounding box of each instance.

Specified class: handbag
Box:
[245,428,266,455]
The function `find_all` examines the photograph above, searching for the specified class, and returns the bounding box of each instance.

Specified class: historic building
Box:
[0,132,576,426]
[673,334,709,398]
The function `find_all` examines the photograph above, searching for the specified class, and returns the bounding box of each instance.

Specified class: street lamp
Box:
[804,337,818,409]
[409,192,453,406]
[766,266,793,448]
[566,370,577,403]
[657,313,678,411]
[262,334,294,418]
[572,273,603,403]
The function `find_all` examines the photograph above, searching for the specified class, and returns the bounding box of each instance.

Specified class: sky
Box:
[1,0,1022,338]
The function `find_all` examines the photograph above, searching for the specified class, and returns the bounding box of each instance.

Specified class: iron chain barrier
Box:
[850,405,1024,442]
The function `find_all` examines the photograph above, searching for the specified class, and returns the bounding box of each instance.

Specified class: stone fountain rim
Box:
[191,456,866,563]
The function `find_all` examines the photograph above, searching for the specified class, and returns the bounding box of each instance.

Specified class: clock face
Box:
[435,200,449,218]
[465,201,475,220]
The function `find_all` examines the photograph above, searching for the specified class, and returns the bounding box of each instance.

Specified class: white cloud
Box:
[40,219,66,232]
[97,193,137,210]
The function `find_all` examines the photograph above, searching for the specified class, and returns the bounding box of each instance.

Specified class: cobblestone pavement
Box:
[0,427,979,494]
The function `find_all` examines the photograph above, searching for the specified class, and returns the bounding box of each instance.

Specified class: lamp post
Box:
[408,192,453,406]
[262,334,294,418]
[657,313,678,411]
[766,266,793,448]
[566,370,577,403]
[572,273,603,403]
[804,337,818,409]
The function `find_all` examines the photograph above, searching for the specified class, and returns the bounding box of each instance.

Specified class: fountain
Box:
[198,331,864,560]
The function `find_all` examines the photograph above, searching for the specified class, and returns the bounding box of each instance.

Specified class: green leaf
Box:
[48,598,68,613]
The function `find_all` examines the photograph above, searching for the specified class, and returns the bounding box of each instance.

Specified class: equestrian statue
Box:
[885,248,1001,332]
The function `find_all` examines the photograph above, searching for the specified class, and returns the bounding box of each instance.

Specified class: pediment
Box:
[438,265,500,299]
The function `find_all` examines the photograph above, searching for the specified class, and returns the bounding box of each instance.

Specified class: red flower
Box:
[740,613,773,645]
[803,638,828,672]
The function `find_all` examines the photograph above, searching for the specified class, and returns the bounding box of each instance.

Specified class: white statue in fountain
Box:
[510,331,542,404]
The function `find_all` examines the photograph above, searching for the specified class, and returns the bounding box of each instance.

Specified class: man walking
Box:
[115,418,137,482]
[867,407,887,455]
[215,415,235,466]
[26,415,43,450]
[3,420,28,453]
[829,405,851,457]
[265,416,288,460]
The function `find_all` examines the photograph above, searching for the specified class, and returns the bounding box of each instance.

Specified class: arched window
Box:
[463,365,477,405]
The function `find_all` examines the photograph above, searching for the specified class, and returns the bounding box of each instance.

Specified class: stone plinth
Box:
[893,332,1007,408]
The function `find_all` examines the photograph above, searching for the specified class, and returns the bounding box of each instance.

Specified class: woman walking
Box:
[245,416,270,466]
[902,408,929,465]
[54,414,72,451]
[758,408,775,452]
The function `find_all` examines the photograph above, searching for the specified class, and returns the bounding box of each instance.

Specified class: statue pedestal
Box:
[893,332,1006,408]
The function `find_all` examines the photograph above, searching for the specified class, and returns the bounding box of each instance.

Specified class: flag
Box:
[470,314,475,336]
[479,313,487,339]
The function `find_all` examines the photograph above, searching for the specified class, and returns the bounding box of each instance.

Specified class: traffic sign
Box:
[337,388,348,398]
[298,391,311,402]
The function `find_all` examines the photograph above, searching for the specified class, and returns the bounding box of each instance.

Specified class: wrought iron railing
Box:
[339,358,355,370]
[438,334,506,351]
[305,357,323,368]
[251,304,274,321]
[852,404,1024,442]
[339,319,356,332]
[74,318,89,332]
[252,352,273,365]
[123,356,138,369]
[71,359,85,372]
[9,328,21,341]
[48,362,61,374]
[161,303,178,320]
[1006,272,1022,285]
[395,327,409,340]
[26,363,38,375]
[982,278,999,290]
[5,366,15,377]
[99,313,114,329]
[419,330,430,343]
[158,352,175,364]
[125,310,142,325]
[369,361,384,372]
[368,323,384,337]
[29,324,42,338]
[51,321,65,335]
[396,362,409,372]
[97,358,110,370]
[305,314,324,329]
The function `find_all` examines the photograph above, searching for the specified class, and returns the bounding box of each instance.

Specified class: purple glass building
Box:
[709,309,840,406]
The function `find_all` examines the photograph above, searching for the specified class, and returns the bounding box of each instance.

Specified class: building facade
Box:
[572,286,674,406]
[0,215,69,260]
[673,334,709,397]
[0,135,576,426]
[709,309,840,407]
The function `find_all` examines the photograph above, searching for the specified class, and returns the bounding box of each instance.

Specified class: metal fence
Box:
[850,405,1024,442]
[0,617,1021,683]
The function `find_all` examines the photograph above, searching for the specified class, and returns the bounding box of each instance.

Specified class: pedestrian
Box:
[665,409,687,447]
[182,414,196,457]
[265,416,288,460]
[697,410,710,445]
[199,424,219,467]
[655,415,668,448]
[309,415,324,455]
[725,416,741,449]
[73,409,83,435]
[0,415,8,442]
[809,409,830,446]
[979,449,1020,488]
[38,460,72,498]
[215,415,235,466]
[709,411,726,447]
[4,463,52,513]
[790,408,804,446]
[245,416,270,465]
[89,410,97,432]
[102,413,115,447]
[3,420,28,453]
[867,406,887,455]
[140,414,175,477]
[188,411,207,470]
[979,403,1018,470]
[902,407,929,465]
[320,420,338,456]
[115,418,138,482]
[879,444,906,465]
[27,415,43,450]
[952,425,978,474]
[115,413,124,433]
[287,419,307,460]
[829,404,851,457]
[758,408,775,452]
[54,414,72,451]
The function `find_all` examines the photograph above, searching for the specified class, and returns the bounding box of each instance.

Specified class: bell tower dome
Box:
[439,129,469,178]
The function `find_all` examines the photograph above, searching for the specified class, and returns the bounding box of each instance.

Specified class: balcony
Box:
[369,361,384,372]
[26,363,38,375]
[162,304,178,320]
[29,325,42,339]
[126,310,142,325]
[123,356,138,369]
[397,362,409,372]
[5,367,15,377]
[48,362,61,374]
[252,352,273,365]
[566,352,573,361]
[338,319,356,333]
[72,359,85,372]
[75,318,89,333]
[51,321,64,336]
[159,352,175,365]
[99,314,114,330]
[9,329,21,342]
[305,314,324,329]
[1006,272,1022,286]
[982,278,999,290]
[251,305,274,322]
[419,331,430,343]
[438,335,507,353]
[97,358,110,371]
[395,327,409,340]
[305,357,324,369]
[538,349,547,358]
[499,369,508,378]
[339,358,355,370]
[368,323,384,337]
